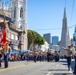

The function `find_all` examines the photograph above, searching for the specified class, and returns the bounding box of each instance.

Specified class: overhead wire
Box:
[33,0,76,31]
[33,24,76,31]
[70,0,75,26]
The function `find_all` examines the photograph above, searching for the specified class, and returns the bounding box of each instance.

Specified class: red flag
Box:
[2,22,7,49]
[0,32,3,43]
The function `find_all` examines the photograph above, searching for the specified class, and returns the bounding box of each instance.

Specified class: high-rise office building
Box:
[60,7,71,54]
[52,36,59,45]
[73,27,76,45]
[43,33,51,48]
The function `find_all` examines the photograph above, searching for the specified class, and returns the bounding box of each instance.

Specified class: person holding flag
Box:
[2,21,8,68]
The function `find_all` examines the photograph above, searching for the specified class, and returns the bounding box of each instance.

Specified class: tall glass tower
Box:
[73,27,76,45]
[60,8,71,54]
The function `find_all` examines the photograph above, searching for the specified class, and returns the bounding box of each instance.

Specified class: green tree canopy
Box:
[27,30,45,50]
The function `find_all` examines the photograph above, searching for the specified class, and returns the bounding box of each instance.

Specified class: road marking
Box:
[0,64,27,72]
[68,70,73,73]
[0,62,37,72]
[46,72,51,75]
[0,63,34,72]
[56,64,58,67]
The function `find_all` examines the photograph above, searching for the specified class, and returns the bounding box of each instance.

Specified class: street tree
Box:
[27,30,45,50]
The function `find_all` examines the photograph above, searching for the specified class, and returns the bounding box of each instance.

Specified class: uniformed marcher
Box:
[60,45,72,71]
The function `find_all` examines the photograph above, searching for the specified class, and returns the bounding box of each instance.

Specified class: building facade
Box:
[43,33,51,48]
[52,36,59,45]
[73,27,76,45]
[0,0,27,52]
[11,0,27,51]
[60,8,71,54]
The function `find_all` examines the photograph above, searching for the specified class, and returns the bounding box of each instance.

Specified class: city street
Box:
[0,0,76,75]
[0,59,75,75]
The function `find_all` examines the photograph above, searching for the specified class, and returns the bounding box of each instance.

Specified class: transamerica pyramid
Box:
[60,7,71,54]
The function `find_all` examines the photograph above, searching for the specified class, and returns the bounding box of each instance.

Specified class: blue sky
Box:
[5,0,76,41]
[27,0,76,41]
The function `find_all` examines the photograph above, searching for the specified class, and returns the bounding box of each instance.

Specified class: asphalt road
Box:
[0,59,75,75]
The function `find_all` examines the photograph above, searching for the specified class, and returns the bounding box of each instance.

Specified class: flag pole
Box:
[2,6,7,53]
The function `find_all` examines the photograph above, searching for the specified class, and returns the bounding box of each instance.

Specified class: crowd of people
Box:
[60,43,76,74]
[0,49,63,68]
[0,43,76,74]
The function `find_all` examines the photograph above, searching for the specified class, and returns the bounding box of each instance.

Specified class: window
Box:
[15,35,18,40]
[20,7,23,18]
[11,34,14,40]
[21,36,24,42]
[20,25,22,29]
[18,36,24,42]
[14,6,16,18]
[6,30,10,38]
[8,32,11,38]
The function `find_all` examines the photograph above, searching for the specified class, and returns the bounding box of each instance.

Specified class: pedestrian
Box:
[33,51,37,63]
[47,51,51,62]
[4,52,8,68]
[71,44,76,74]
[60,45,72,71]
[26,52,29,61]
[54,51,60,62]
[0,45,2,67]
[0,51,2,67]
[70,43,75,59]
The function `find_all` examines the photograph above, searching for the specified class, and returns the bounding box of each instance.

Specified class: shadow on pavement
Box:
[50,73,74,75]
[60,59,75,71]
[0,67,5,69]
[48,69,68,71]
[59,60,67,63]
[63,63,67,65]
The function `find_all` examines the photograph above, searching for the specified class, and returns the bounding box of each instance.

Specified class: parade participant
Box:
[0,51,2,67]
[47,51,51,62]
[33,51,37,63]
[68,42,76,74]
[39,52,42,62]
[73,52,76,74]
[72,44,76,74]
[4,52,8,68]
[70,43,75,59]
[54,51,60,62]
[60,45,72,71]
[26,52,29,61]
[0,45,2,67]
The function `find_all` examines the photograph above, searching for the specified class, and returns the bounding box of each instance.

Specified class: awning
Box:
[10,51,20,55]
[21,50,33,54]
